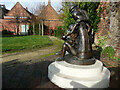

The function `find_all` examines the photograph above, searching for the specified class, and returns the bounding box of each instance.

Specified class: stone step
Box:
[48,60,110,88]
[49,60,103,78]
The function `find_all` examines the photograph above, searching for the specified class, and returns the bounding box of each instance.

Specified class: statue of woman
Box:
[56,5,95,65]
[69,5,93,59]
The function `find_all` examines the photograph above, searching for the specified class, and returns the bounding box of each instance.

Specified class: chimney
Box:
[26,7,28,10]
[48,0,51,5]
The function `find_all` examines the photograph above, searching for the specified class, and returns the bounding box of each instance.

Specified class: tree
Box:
[60,2,75,34]
[76,2,101,32]
[60,2,101,33]
[30,6,38,35]
[29,2,45,36]
[37,2,45,36]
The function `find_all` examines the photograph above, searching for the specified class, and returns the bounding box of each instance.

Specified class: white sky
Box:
[0,0,118,13]
[0,0,62,13]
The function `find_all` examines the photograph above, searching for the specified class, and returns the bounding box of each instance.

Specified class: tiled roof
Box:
[43,2,62,29]
[43,2,60,20]
[6,2,33,17]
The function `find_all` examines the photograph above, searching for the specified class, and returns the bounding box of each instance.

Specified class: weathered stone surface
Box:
[95,1,120,57]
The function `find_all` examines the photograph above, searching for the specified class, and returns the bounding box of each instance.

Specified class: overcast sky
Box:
[0,0,62,13]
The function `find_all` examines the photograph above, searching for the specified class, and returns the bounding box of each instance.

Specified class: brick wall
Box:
[1,2,33,35]
[0,18,30,35]
[95,1,120,57]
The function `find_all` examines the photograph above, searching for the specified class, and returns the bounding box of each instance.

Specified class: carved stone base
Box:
[63,54,96,65]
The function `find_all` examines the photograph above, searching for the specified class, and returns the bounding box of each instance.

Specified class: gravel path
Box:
[1,36,63,63]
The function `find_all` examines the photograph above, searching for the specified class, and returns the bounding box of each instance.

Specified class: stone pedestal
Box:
[48,60,110,88]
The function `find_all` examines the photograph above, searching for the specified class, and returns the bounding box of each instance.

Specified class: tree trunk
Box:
[14,25,16,35]
[42,20,44,36]
[39,23,41,35]
[33,22,35,35]
[17,23,19,35]
[25,23,26,35]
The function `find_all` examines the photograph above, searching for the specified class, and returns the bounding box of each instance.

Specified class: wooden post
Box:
[39,23,41,35]
[25,23,26,35]
[14,25,16,35]
[17,23,19,35]
[33,22,35,35]
[42,20,44,36]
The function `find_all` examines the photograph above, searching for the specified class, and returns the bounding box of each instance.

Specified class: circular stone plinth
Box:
[48,60,110,88]
[52,60,103,78]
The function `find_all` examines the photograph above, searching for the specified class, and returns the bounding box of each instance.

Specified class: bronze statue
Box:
[56,5,96,65]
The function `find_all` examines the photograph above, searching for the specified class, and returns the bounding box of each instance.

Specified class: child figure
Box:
[56,24,78,61]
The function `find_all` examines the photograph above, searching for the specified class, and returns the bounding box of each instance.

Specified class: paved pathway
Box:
[2,36,64,88]
[2,55,63,88]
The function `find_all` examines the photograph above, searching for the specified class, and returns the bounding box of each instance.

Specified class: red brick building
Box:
[0,2,34,35]
[43,1,63,34]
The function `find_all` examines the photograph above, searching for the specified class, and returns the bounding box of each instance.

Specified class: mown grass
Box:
[2,35,53,53]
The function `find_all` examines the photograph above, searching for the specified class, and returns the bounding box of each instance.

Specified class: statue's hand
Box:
[62,35,67,40]
[62,35,66,38]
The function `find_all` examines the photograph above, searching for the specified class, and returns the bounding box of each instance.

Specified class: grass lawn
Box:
[2,35,53,53]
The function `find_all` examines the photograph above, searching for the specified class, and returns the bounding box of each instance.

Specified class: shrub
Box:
[103,46,120,61]
[2,30,14,35]
[29,23,48,35]
[54,26,65,38]
[61,2,102,33]
[104,46,115,58]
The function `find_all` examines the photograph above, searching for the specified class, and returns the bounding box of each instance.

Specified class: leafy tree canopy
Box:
[60,2,102,33]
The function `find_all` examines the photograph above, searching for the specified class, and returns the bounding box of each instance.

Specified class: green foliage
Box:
[77,2,102,32]
[97,32,109,56]
[104,46,115,58]
[61,2,102,33]
[60,2,75,34]
[97,32,120,61]
[98,34,109,49]
[2,35,53,53]
[34,23,39,35]
[29,23,48,35]
[54,26,65,38]
[104,46,120,61]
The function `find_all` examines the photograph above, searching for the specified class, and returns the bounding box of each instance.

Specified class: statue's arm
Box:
[86,21,93,34]
[66,23,78,36]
